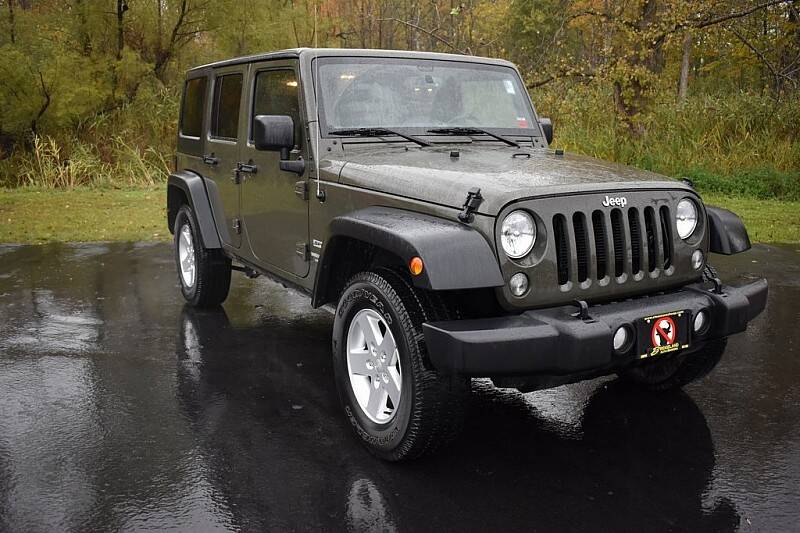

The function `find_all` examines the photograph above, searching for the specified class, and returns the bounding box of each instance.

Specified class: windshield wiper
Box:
[427,127,520,148]
[329,128,431,147]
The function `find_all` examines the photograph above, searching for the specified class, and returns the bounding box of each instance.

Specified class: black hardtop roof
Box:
[187,48,516,73]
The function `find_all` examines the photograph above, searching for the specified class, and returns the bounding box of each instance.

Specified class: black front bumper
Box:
[423,278,768,377]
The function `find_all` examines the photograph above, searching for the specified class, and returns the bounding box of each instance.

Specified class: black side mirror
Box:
[539,117,553,145]
[253,114,294,154]
[253,114,305,175]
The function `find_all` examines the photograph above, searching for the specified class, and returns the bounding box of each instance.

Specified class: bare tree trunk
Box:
[8,0,15,44]
[75,0,91,55]
[31,71,50,137]
[154,0,191,82]
[157,0,163,56]
[678,32,692,101]
[116,0,127,60]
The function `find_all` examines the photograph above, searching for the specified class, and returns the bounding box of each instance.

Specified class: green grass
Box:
[0,187,797,245]
[0,187,169,244]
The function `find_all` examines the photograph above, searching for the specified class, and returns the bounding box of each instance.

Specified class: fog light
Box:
[693,310,709,334]
[509,273,529,297]
[613,326,630,352]
[691,249,704,270]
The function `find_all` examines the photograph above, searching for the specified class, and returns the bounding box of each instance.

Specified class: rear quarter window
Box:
[180,77,207,138]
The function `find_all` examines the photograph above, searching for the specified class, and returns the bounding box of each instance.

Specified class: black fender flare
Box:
[167,170,221,249]
[312,207,504,307]
[706,206,751,255]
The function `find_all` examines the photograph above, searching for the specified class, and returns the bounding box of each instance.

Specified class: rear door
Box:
[240,61,310,277]
[203,65,247,248]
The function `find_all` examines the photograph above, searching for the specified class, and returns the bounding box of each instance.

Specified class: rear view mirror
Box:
[253,115,295,156]
[539,117,553,145]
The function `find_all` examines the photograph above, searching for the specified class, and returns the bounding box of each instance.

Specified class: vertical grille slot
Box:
[553,214,570,285]
[573,213,589,282]
[610,209,625,277]
[628,208,642,274]
[592,210,607,279]
[659,206,673,269]
[644,207,657,272]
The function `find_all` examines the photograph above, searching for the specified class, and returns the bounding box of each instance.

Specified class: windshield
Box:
[314,57,537,136]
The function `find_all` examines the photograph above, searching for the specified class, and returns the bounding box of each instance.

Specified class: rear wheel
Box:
[332,269,468,461]
[174,204,231,307]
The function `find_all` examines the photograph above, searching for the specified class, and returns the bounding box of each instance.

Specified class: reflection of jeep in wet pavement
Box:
[167,49,768,461]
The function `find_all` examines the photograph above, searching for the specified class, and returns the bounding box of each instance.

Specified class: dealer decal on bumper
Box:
[639,310,690,359]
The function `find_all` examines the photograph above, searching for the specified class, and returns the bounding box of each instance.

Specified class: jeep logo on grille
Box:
[602,195,627,208]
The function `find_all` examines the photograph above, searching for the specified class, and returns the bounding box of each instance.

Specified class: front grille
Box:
[553,206,673,286]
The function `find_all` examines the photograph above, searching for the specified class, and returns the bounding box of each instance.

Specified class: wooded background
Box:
[0,0,798,199]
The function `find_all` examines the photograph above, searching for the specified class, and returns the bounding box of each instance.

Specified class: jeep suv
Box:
[167,48,768,461]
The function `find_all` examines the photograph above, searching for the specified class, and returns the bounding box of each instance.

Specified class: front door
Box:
[204,65,247,248]
[240,62,309,277]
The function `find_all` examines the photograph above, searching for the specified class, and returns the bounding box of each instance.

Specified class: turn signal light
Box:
[409,256,424,276]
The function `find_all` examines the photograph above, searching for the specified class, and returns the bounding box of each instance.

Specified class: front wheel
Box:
[174,204,232,307]
[332,270,468,461]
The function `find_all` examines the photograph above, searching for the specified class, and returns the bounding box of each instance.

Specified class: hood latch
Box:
[458,187,483,223]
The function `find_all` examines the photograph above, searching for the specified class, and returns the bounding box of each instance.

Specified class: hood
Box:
[334,144,689,215]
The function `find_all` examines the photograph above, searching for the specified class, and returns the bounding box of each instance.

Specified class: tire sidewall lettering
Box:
[333,278,408,453]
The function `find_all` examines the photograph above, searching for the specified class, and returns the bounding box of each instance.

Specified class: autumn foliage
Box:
[0,0,797,197]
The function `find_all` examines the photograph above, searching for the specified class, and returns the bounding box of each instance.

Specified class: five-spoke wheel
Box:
[332,270,468,461]
[178,224,197,289]
[346,308,402,423]
[173,204,232,307]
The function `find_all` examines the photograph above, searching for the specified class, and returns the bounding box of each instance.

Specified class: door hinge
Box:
[294,180,308,200]
[237,161,258,174]
[295,242,309,261]
[232,161,258,184]
[233,218,242,234]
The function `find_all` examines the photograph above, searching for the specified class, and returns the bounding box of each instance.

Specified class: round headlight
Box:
[501,210,536,259]
[676,198,698,239]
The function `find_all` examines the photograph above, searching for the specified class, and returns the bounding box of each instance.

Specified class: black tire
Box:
[621,339,727,391]
[332,269,468,461]
[173,204,231,308]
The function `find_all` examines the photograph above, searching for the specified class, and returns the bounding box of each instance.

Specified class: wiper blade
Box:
[427,127,520,148]
[329,127,431,147]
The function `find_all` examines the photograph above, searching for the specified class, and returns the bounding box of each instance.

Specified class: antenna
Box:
[313,3,324,201]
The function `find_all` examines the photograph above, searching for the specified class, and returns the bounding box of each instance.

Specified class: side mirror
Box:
[253,114,305,175]
[539,117,553,145]
[253,114,295,155]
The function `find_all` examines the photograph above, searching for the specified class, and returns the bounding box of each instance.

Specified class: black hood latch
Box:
[457,187,484,223]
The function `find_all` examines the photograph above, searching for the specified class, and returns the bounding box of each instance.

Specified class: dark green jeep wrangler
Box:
[167,48,768,461]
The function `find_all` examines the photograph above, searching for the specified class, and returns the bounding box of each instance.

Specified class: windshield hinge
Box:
[457,187,484,223]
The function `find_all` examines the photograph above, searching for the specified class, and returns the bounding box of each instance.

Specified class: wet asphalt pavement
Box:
[0,242,798,532]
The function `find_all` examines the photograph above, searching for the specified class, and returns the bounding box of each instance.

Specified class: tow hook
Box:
[571,300,595,322]
[710,276,724,295]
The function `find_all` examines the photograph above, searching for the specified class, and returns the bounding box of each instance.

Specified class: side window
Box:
[180,77,206,138]
[252,69,302,147]
[210,73,243,140]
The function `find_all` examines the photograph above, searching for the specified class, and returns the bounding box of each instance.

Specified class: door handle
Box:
[202,154,219,166]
